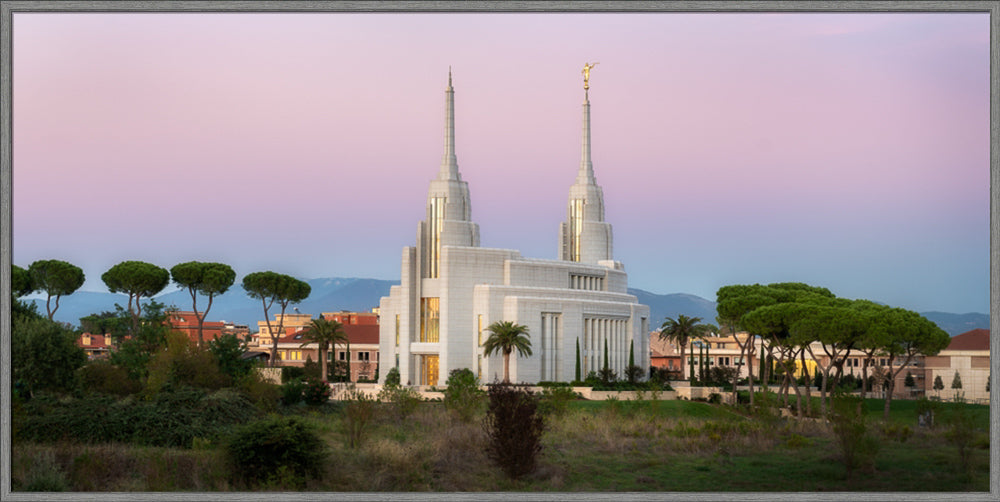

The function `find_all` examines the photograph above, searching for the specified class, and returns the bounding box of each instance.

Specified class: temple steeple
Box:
[439,66,460,181]
[419,70,480,278]
[560,64,613,265]
[577,90,596,185]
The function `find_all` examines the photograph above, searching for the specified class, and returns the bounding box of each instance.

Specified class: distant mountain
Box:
[28,278,987,337]
[920,312,990,337]
[628,288,719,327]
[30,277,397,330]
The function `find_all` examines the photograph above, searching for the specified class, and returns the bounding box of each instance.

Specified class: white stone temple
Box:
[378,69,650,386]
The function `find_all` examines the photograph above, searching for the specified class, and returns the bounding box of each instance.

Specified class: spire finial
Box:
[440,69,459,180]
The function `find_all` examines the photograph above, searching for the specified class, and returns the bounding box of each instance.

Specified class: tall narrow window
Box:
[477,314,483,346]
[428,196,446,277]
[568,199,584,261]
[395,314,400,347]
[420,297,440,343]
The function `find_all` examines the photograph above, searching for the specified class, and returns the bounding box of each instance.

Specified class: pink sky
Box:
[11,12,990,314]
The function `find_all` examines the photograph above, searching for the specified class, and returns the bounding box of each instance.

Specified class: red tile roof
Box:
[275,323,379,345]
[946,329,989,351]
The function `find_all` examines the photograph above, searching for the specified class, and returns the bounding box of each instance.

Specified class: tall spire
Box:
[577,90,595,185]
[439,67,459,180]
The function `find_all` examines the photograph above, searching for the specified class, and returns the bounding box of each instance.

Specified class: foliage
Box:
[483,321,532,383]
[144,331,230,396]
[377,378,422,419]
[11,315,86,396]
[575,338,581,382]
[107,301,171,382]
[443,368,486,422]
[828,392,880,480]
[101,261,170,334]
[385,366,401,386]
[170,261,236,345]
[904,372,915,388]
[300,317,346,383]
[933,375,945,392]
[208,333,255,382]
[12,264,35,298]
[538,385,580,417]
[302,378,332,406]
[281,365,307,383]
[624,364,645,384]
[659,314,711,381]
[241,271,311,366]
[950,371,962,390]
[280,378,307,406]
[482,382,545,479]
[942,403,978,474]
[28,259,85,320]
[343,387,377,448]
[225,415,327,488]
[77,361,142,397]
[237,371,282,412]
[18,387,259,448]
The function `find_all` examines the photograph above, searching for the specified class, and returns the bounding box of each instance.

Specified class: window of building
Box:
[477,314,483,346]
[568,198,584,261]
[359,352,370,361]
[428,196,446,278]
[395,314,400,347]
[339,351,346,361]
[420,354,439,386]
[420,297,440,343]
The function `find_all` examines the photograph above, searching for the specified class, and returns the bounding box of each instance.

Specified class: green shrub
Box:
[343,387,377,448]
[225,415,327,488]
[483,382,544,480]
[443,368,485,423]
[377,380,421,419]
[77,361,142,397]
[280,379,307,406]
[538,385,579,417]
[943,404,978,473]
[238,371,281,413]
[17,387,259,448]
[828,391,880,480]
[302,379,331,406]
[281,366,306,384]
[144,331,230,396]
[384,366,401,386]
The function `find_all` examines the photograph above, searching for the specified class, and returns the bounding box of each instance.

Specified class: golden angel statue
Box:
[582,62,599,90]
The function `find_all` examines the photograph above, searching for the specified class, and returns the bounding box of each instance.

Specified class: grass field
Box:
[10,395,991,492]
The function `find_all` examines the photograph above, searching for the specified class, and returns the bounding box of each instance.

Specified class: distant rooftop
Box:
[946,329,989,351]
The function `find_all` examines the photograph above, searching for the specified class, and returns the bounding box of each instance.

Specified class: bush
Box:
[143,331,230,396]
[377,380,421,419]
[443,368,486,423]
[280,379,307,406]
[17,387,260,448]
[482,382,544,480]
[343,387,377,448]
[77,362,142,397]
[302,379,332,406]
[225,415,327,488]
[384,366,401,386]
[538,385,579,417]
[238,371,281,412]
[828,391,880,480]
[281,366,306,384]
[943,404,977,473]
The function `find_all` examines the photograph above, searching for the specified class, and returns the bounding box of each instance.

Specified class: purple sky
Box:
[12,12,990,314]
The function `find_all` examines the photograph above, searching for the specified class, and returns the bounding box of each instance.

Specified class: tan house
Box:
[923,329,989,403]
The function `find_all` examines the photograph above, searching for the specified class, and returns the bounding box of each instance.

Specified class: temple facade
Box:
[378,70,650,386]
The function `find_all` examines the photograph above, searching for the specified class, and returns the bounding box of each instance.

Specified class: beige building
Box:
[923,329,989,403]
[252,313,313,348]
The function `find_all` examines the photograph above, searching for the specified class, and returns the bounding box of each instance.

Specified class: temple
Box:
[378,70,649,385]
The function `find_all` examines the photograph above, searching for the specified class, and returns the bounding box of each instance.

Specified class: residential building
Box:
[76,333,111,360]
[379,70,650,386]
[923,329,990,403]
[253,313,313,348]
[165,310,224,343]
[272,314,380,382]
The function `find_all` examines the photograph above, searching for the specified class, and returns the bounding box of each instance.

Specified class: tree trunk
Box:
[801,349,812,417]
[680,343,687,382]
[320,346,328,382]
[503,351,511,383]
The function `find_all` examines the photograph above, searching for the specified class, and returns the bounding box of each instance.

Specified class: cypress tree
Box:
[603,338,609,372]
[628,341,635,367]
[575,338,581,382]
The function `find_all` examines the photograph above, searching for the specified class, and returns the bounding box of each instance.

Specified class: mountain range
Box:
[26,277,988,337]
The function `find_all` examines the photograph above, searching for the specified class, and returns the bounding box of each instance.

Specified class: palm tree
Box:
[659,315,710,381]
[300,317,346,381]
[483,321,532,383]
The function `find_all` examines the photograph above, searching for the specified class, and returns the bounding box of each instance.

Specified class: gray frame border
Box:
[1,1,996,501]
